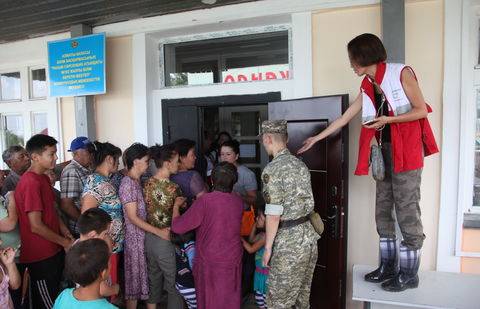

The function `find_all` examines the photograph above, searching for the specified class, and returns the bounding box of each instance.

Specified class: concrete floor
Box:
[127,294,258,308]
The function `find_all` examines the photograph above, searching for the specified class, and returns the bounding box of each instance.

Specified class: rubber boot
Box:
[364,237,398,283]
[382,244,420,292]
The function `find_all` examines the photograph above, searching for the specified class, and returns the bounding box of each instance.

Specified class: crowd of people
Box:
[0,130,275,309]
[0,32,438,309]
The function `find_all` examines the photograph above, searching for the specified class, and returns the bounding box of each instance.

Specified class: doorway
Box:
[162,93,279,184]
[162,92,349,308]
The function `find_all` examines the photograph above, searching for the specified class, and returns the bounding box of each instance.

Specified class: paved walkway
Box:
[127,293,259,308]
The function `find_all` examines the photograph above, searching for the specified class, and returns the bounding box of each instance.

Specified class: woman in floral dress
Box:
[119,143,171,309]
[82,141,124,295]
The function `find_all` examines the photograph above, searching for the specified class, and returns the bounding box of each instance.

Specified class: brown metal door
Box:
[269,95,349,309]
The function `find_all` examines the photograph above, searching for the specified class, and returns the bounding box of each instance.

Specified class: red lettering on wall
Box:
[224,75,235,83]
[279,70,289,79]
[238,74,248,82]
[251,73,262,81]
[224,70,289,83]
[266,72,277,80]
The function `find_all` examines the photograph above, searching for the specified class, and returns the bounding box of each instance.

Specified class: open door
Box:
[163,105,200,145]
[269,95,349,309]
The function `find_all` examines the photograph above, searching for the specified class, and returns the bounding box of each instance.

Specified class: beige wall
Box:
[461,228,480,274]
[58,36,133,160]
[312,1,443,308]
[60,97,76,161]
[94,36,134,151]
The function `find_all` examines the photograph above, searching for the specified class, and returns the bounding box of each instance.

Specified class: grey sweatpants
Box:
[145,232,184,308]
[375,143,425,250]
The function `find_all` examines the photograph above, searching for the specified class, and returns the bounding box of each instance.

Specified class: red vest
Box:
[354,62,439,175]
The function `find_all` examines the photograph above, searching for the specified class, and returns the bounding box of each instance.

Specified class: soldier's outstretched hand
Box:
[262,247,272,267]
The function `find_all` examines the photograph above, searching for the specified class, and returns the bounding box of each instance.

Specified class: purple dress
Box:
[119,176,149,300]
[171,191,244,309]
[171,170,206,207]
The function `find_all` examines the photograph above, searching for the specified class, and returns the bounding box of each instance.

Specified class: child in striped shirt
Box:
[172,231,196,309]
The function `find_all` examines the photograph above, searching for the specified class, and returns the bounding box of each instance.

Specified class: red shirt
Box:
[14,171,61,263]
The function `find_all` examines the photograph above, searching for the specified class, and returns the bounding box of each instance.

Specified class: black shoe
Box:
[381,272,419,292]
[364,261,397,283]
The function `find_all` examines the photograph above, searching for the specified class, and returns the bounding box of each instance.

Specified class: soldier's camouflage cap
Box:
[260,119,288,135]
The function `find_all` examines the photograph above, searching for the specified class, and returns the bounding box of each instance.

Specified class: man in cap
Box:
[60,136,93,236]
[260,119,320,309]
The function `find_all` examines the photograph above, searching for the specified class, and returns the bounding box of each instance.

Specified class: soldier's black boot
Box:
[382,244,420,292]
[365,237,398,283]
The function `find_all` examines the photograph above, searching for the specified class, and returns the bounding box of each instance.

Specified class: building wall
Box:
[59,36,133,161]
[312,1,443,308]
[461,228,480,274]
[94,36,134,151]
[0,33,68,163]
[60,97,75,160]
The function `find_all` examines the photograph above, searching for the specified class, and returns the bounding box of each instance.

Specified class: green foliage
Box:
[169,73,188,86]
[5,129,23,147]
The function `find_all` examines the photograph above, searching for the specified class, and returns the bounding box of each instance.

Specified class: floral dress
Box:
[119,176,149,300]
[0,264,13,309]
[83,173,124,253]
[143,177,182,229]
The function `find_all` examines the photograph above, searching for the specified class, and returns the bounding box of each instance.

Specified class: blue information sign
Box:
[48,33,106,97]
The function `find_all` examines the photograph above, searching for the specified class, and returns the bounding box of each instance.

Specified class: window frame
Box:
[28,65,48,100]
[0,112,25,150]
[159,24,293,89]
[454,5,480,258]
[31,111,49,135]
[0,69,22,103]
[0,64,61,169]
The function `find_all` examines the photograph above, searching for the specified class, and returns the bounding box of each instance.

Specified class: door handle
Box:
[331,185,338,197]
[328,204,339,239]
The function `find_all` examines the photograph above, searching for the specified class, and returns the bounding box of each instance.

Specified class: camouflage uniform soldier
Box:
[260,120,320,309]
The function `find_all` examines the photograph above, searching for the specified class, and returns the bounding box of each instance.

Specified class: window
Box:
[164,31,290,87]
[1,114,24,148]
[32,112,48,135]
[0,65,60,169]
[30,68,47,99]
[0,72,21,101]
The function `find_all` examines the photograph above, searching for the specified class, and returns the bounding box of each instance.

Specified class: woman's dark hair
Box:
[88,141,122,168]
[65,238,110,287]
[77,208,112,235]
[123,143,149,170]
[347,33,387,67]
[220,139,240,155]
[254,204,265,218]
[174,139,196,157]
[216,131,232,143]
[150,143,177,168]
[212,162,238,193]
[254,205,266,233]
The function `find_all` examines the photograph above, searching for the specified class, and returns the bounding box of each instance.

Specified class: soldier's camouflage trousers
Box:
[266,232,317,309]
[376,143,425,250]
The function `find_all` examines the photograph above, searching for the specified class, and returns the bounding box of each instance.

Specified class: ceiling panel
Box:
[0,0,259,43]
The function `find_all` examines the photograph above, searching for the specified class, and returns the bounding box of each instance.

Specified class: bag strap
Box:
[373,81,386,147]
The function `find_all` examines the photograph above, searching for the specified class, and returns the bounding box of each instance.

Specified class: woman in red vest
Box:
[298,33,438,292]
